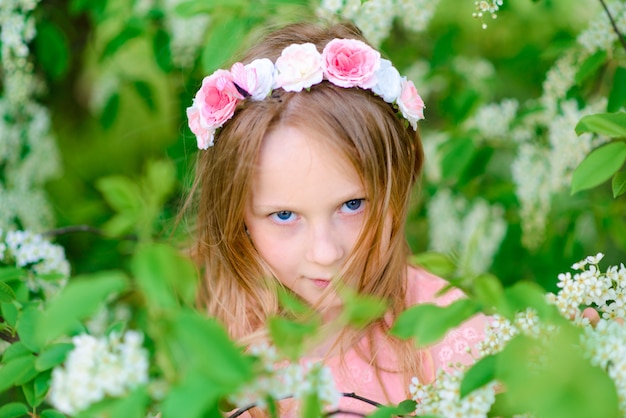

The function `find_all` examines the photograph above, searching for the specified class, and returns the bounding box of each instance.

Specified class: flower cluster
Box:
[549,254,626,413]
[48,331,149,415]
[581,319,626,414]
[317,0,439,46]
[228,343,341,413]
[547,253,626,322]
[427,190,507,278]
[187,38,425,149]
[472,0,504,29]
[1,0,61,233]
[409,368,498,418]
[0,229,70,299]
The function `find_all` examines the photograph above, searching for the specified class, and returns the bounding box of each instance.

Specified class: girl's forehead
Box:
[249,125,365,203]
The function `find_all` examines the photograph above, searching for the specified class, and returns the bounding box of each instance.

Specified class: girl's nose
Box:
[305,223,344,266]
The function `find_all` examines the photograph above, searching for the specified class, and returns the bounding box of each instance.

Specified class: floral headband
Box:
[187,38,425,149]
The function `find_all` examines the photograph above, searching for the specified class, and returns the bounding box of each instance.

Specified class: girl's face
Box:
[244,125,366,316]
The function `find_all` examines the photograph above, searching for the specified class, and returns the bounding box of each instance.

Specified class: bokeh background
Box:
[3,0,626,291]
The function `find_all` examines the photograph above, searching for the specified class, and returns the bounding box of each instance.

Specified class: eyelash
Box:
[269,198,366,224]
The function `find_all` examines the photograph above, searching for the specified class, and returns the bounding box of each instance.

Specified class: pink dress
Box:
[317,266,487,416]
[235,267,487,417]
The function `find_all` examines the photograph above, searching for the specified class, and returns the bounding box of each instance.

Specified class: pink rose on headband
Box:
[230,59,275,101]
[397,78,425,130]
[372,59,402,103]
[186,69,243,149]
[322,38,381,89]
[274,43,323,92]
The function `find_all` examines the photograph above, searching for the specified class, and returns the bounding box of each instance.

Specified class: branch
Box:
[598,0,626,54]
[43,224,137,241]
[228,392,381,418]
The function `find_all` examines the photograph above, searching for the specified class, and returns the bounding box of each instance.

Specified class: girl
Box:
[185,21,486,416]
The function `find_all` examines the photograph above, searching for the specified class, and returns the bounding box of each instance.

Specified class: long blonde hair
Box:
[186,21,427,402]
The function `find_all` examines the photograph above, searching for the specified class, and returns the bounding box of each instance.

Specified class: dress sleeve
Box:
[407,267,490,374]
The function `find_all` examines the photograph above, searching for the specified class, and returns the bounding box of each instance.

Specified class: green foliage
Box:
[365,400,418,418]
[35,271,129,345]
[4,0,626,416]
[571,142,626,195]
[391,299,481,345]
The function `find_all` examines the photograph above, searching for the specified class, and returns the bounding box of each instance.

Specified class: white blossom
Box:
[410,366,498,418]
[228,343,340,413]
[48,331,149,415]
[428,190,506,278]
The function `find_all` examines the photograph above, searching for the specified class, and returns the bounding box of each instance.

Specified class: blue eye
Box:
[270,210,295,223]
[342,199,365,213]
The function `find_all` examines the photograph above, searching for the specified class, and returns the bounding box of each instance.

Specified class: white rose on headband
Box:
[397,78,425,130]
[246,58,275,100]
[274,43,324,92]
[322,38,380,89]
[372,59,402,103]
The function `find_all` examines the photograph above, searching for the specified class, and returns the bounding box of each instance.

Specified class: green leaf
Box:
[201,16,248,73]
[34,21,70,80]
[101,213,138,237]
[40,410,67,418]
[35,343,74,371]
[575,112,626,137]
[0,355,37,393]
[608,67,626,112]
[16,305,42,352]
[339,288,387,328]
[132,80,156,112]
[268,316,319,359]
[0,267,26,282]
[96,175,143,213]
[153,29,173,72]
[1,302,19,327]
[0,282,15,303]
[101,21,145,60]
[440,137,476,181]
[365,400,418,418]
[612,170,626,198]
[76,386,149,418]
[571,142,626,194]
[0,402,28,418]
[131,244,198,310]
[144,159,176,204]
[160,371,222,418]
[470,273,503,312]
[167,310,252,387]
[301,390,322,418]
[2,342,31,362]
[499,281,562,322]
[409,252,456,278]
[495,331,620,418]
[36,271,129,345]
[391,298,481,345]
[574,50,607,85]
[100,92,120,129]
[460,354,497,398]
[277,288,315,316]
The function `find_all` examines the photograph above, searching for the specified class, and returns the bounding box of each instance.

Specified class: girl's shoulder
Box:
[406,265,466,307]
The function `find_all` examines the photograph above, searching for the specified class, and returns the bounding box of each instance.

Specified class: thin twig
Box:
[43,224,137,241]
[598,0,626,53]
[43,225,106,237]
[228,392,381,417]
[340,392,382,407]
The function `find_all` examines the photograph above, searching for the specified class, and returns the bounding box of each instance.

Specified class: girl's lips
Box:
[310,278,331,288]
